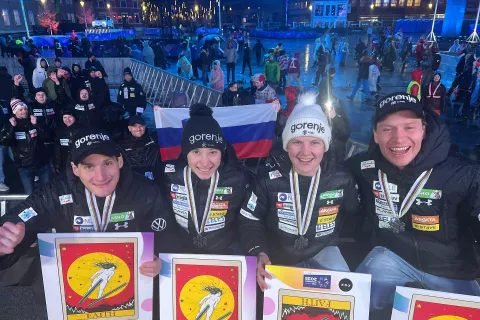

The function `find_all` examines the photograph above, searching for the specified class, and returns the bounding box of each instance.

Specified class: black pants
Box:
[226,62,235,83]
[279,70,287,89]
[256,53,262,66]
[192,58,200,78]
[242,60,252,75]
[314,64,326,85]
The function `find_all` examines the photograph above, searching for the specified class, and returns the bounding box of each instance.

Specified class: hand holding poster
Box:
[38,232,154,320]
[263,265,371,319]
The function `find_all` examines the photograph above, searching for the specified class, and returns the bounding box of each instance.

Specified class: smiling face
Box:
[187,148,222,180]
[71,154,123,197]
[287,136,325,176]
[433,74,440,82]
[374,110,425,169]
[63,114,75,127]
[128,123,146,138]
[79,89,89,101]
[35,91,47,104]
[15,107,28,119]
[229,83,238,92]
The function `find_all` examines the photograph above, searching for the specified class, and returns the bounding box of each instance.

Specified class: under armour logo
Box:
[151,218,167,231]
[326,200,334,205]
[415,199,432,206]
[215,196,223,201]
[303,130,307,135]
[114,222,128,230]
[202,142,207,148]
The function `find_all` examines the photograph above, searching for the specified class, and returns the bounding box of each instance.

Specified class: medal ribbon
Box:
[85,189,116,232]
[378,169,433,219]
[184,166,219,235]
[289,167,321,236]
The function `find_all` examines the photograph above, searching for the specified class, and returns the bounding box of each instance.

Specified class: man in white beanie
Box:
[238,92,360,291]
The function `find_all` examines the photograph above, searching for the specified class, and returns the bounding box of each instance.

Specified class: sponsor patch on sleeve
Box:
[269,170,282,180]
[361,160,375,170]
[171,184,187,194]
[319,189,344,200]
[59,194,73,205]
[18,207,38,222]
[411,214,440,231]
[164,164,175,173]
[240,208,260,221]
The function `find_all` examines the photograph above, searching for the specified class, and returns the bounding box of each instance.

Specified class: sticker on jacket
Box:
[319,205,340,216]
[204,222,225,232]
[319,189,344,200]
[73,215,93,226]
[277,209,296,221]
[269,170,282,180]
[373,180,397,193]
[59,194,73,205]
[240,208,259,221]
[212,201,229,210]
[164,164,175,173]
[171,192,188,201]
[74,105,84,111]
[247,192,257,211]
[73,225,95,232]
[174,207,189,219]
[411,214,439,231]
[375,198,398,211]
[60,138,69,146]
[316,222,335,232]
[361,160,375,170]
[315,229,335,237]
[109,211,135,223]
[277,192,293,202]
[417,189,442,200]
[15,132,26,140]
[206,216,225,226]
[46,108,55,115]
[278,221,298,235]
[18,207,38,222]
[378,214,394,228]
[276,202,293,210]
[175,215,189,229]
[373,191,400,202]
[151,218,167,231]
[215,187,233,194]
[171,184,187,194]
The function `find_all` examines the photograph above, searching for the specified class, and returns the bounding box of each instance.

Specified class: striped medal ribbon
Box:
[85,189,116,232]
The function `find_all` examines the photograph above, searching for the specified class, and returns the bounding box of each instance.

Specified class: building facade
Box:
[311,0,348,27]
[91,0,143,27]
[0,0,39,34]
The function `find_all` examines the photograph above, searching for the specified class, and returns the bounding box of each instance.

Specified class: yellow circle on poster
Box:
[179,275,235,320]
[430,317,467,320]
[67,252,130,299]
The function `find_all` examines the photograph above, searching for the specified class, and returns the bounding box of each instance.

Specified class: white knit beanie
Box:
[282,92,332,151]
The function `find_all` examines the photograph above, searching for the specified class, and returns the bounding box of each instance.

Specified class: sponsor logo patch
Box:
[278,222,298,235]
[412,223,439,231]
[109,211,135,223]
[377,214,394,228]
[171,192,188,201]
[171,184,187,194]
[173,207,189,218]
[240,208,259,221]
[315,229,335,237]
[172,199,190,209]
[269,170,282,180]
[317,214,337,224]
[73,216,93,226]
[411,214,440,231]
[18,207,38,222]
[375,198,398,211]
[204,222,225,232]
[151,218,167,231]
[375,206,395,216]
[73,225,95,232]
[215,187,233,194]
[277,193,293,202]
[206,217,225,225]
[212,201,229,210]
[373,181,398,193]
[316,222,335,232]
[247,193,258,211]
[276,202,294,210]
[277,209,296,220]
[415,199,433,206]
[209,210,227,219]
[319,205,340,216]
[164,164,175,173]
[303,273,331,289]
[59,194,73,205]
[373,191,400,202]
[361,160,375,170]
[175,215,189,229]
[319,189,344,200]
[417,189,442,200]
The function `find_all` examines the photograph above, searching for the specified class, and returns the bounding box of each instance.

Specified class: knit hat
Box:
[181,103,226,155]
[10,98,27,114]
[282,92,332,151]
[251,73,266,83]
[54,57,62,63]
[123,67,133,76]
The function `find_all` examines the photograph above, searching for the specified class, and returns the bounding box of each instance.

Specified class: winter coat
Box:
[158,157,251,254]
[422,81,446,113]
[221,89,254,107]
[0,154,179,270]
[118,132,161,177]
[210,61,224,92]
[90,77,111,109]
[142,41,155,65]
[85,59,107,78]
[238,151,359,265]
[0,117,48,168]
[264,60,280,83]
[287,56,300,75]
[131,44,143,61]
[32,58,49,89]
[368,64,380,92]
[68,95,101,128]
[252,83,278,104]
[0,72,13,102]
[53,122,85,173]
[117,79,147,115]
[176,55,193,79]
[28,99,57,143]
[346,109,480,280]
[358,56,372,80]
[224,47,237,64]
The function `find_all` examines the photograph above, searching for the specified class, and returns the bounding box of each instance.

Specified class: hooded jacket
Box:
[85,58,107,78]
[32,58,49,89]
[210,60,224,92]
[346,109,480,280]
[53,120,85,173]
[90,76,111,109]
[238,150,359,265]
[0,153,179,270]
[407,69,423,100]
[177,55,193,79]
[68,90,100,128]
[422,77,446,113]
[131,44,143,61]
[158,153,251,254]
[118,131,161,177]
[142,41,155,65]
[117,77,147,115]
[264,56,280,83]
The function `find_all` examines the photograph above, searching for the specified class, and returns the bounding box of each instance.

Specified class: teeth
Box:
[299,158,313,162]
[198,168,211,172]
[390,147,409,151]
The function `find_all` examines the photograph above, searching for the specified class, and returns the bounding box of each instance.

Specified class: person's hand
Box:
[139,255,161,277]
[273,99,281,113]
[0,222,25,255]
[153,105,160,111]
[30,115,37,125]
[13,74,22,86]
[9,117,16,127]
[256,252,272,292]
[49,72,60,85]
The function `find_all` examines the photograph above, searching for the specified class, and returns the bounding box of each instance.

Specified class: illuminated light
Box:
[107,3,110,9]
[195,4,199,11]
[248,6,250,9]
[428,3,432,8]
[325,100,332,109]
[309,5,312,10]
[80,0,84,6]
[229,7,232,10]
[370,3,374,9]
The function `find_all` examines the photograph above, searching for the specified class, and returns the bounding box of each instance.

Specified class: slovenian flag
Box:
[154,103,277,161]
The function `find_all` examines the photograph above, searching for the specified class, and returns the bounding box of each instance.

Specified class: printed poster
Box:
[38,232,154,320]
[159,253,257,320]
[391,286,480,319]
[263,265,371,319]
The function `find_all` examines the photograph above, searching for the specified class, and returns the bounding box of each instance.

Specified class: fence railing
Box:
[0,195,28,216]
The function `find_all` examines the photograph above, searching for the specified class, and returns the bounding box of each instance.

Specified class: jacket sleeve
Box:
[0,123,15,146]
[117,86,125,106]
[331,105,351,142]
[337,168,361,238]
[0,184,56,269]
[53,132,62,172]
[237,174,270,256]
[276,64,280,81]
[464,168,480,243]
[137,85,146,109]
[12,84,25,99]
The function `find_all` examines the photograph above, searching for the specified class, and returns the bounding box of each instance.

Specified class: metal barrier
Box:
[0,57,132,86]
[0,195,28,216]
[346,139,369,158]
[437,52,461,88]
[130,59,223,108]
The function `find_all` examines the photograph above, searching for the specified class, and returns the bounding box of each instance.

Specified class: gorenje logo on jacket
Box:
[74,133,110,148]
[290,122,325,134]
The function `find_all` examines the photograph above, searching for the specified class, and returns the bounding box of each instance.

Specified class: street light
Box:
[194,4,199,12]
[428,3,433,9]
[370,3,374,9]
[80,0,87,31]
[107,3,111,9]
[309,5,312,10]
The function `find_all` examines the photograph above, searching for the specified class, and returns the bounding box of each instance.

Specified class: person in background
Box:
[312,46,328,86]
[286,53,302,91]
[180,40,191,62]
[264,54,280,88]
[221,81,253,107]
[399,37,413,73]
[241,43,253,76]
[32,58,49,89]
[118,115,160,179]
[407,69,423,101]
[81,36,91,55]
[251,73,280,109]
[0,98,50,194]
[382,39,397,72]
[90,70,111,110]
[54,58,62,69]
[338,37,349,68]
[54,109,84,174]
[354,38,367,65]
[369,59,381,98]
[71,63,84,96]
[177,54,194,80]
[41,67,67,110]
[70,88,100,128]
[0,67,12,192]
[449,39,462,53]
[85,53,107,78]
[200,45,210,86]
[415,38,425,68]
[131,44,143,61]
[143,40,155,65]
[210,60,224,93]
[54,39,63,58]
[253,39,266,66]
[278,50,290,92]
[224,41,237,84]
[422,72,446,115]
[431,45,442,72]
[347,50,372,101]
[117,67,147,116]
[17,50,36,94]
[190,41,200,79]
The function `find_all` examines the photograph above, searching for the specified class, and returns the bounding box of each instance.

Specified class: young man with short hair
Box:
[238,93,359,291]
[347,93,480,316]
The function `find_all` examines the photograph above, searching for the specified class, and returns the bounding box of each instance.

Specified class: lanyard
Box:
[429,82,440,97]
[184,167,219,235]
[378,169,433,219]
[289,167,321,236]
[85,189,116,232]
